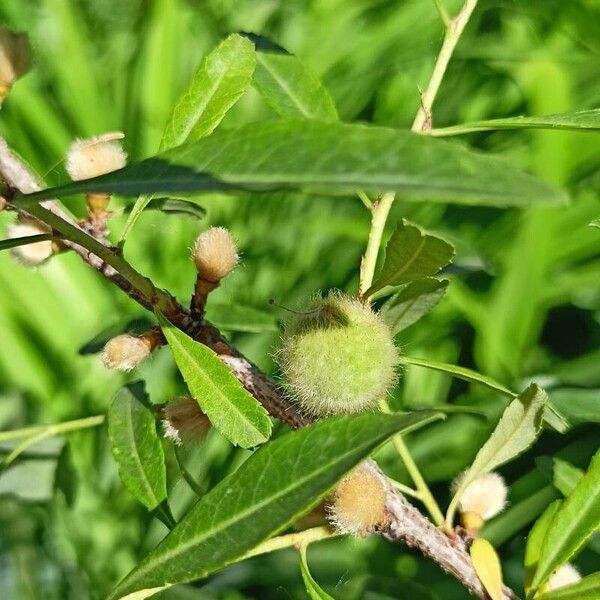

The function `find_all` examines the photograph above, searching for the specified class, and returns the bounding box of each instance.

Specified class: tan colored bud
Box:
[66,132,127,181]
[6,217,53,266]
[193,227,238,282]
[454,472,507,525]
[0,28,31,104]
[547,564,581,591]
[327,463,387,536]
[101,334,151,371]
[162,396,210,445]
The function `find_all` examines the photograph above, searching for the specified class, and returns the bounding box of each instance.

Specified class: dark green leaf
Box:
[430,109,600,137]
[205,302,278,333]
[532,450,600,590]
[156,312,272,448]
[379,278,448,333]
[144,197,206,219]
[254,51,338,120]
[107,383,167,511]
[299,545,335,600]
[0,234,53,251]
[107,410,441,599]
[19,121,568,207]
[538,572,600,600]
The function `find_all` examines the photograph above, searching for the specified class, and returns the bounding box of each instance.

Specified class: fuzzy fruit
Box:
[277,293,398,416]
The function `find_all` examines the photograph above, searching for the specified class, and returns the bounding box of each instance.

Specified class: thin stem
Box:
[432,0,451,28]
[358,192,395,299]
[389,478,422,500]
[412,0,479,132]
[242,526,335,561]
[356,190,373,209]
[174,445,206,498]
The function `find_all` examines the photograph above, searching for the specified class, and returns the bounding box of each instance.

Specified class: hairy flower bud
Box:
[547,564,581,591]
[0,28,31,104]
[162,396,211,445]
[7,217,53,265]
[327,463,387,536]
[454,472,507,531]
[101,334,151,372]
[193,226,239,282]
[66,132,127,181]
[277,292,398,417]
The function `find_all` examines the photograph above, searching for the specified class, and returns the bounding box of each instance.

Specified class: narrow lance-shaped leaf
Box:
[367,220,454,296]
[205,302,278,333]
[552,459,584,497]
[524,500,562,597]
[531,449,600,591]
[537,572,600,600]
[107,410,442,600]
[19,120,569,208]
[470,538,503,600]
[156,311,271,449]
[254,50,338,121]
[379,278,448,334]
[429,109,600,137]
[299,545,335,600]
[107,383,167,511]
[447,384,547,526]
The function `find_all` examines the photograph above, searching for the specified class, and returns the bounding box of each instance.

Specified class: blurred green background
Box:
[0,0,598,598]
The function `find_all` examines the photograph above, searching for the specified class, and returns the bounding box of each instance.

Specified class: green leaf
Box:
[553,459,584,497]
[531,450,600,591]
[379,278,448,334]
[299,545,335,600]
[156,311,272,448]
[549,389,600,429]
[368,220,454,296]
[143,197,206,219]
[78,317,153,355]
[0,234,53,251]
[447,384,547,526]
[19,121,569,207]
[205,302,278,333]
[107,410,441,600]
[538,572,600,600]
[590,219,600,229]
[400,355,516,397]
[524,500,562,597]
[469,538,503,600]
[160,34,256,149]
[254,51,338,120]
[107,383,167,511]
[429,109,600,137]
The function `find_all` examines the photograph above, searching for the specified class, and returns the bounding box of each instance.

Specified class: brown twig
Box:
[0,136,516,599]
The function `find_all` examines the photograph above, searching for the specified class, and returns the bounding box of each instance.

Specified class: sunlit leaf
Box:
[470,538,503,600]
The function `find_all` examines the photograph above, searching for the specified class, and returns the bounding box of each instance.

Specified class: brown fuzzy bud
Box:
[101,334,152,371]
[6,217,53,265]
[161,396,211,445]
[66,132,127,181]
[193,227,238,282]
[0,28,31,104]
[327,463,387,536]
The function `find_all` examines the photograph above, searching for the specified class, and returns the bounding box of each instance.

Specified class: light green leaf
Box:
[538,572,600,600]
[299,545,335,600]
[447,384,547,526]
[205,302,278,333]
[429,109,600,137]
[368,220,454,296]
[160,34,256,149]
[401,355,516,397]
[553,459,584,497]
[531,450,600,591]
[379,278,448,334]
[524,500,562,597]
[156,311,271,448]
[254,51,337,121]
[470,538,503,600]
[0,233,53,251]
[120,34,254,244]
[107,383,167,511]
[107,410,441,600]
[549,389,600,430]
[19,121,568,207]
[590,219,600,229]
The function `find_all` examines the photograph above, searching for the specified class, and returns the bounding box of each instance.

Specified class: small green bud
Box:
[277,292,398,417]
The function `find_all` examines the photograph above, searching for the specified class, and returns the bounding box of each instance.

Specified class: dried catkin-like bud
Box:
[66,132,127,181]
[454,472,507,531]
[327,463,387,536]
[193,227,239,282]
[7,217,53,265]
[101,334,151,372]
[162,396,211,445]
[0,28,31,104]
[547,564,581,591]
[277,292,398,417]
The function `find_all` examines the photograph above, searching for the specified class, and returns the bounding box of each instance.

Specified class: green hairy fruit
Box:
[278,293,399,416]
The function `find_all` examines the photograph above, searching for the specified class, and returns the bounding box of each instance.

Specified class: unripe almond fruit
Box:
[277,292,398,417]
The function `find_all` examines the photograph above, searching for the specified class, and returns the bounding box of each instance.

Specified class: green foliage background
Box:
[0,0,598,598]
